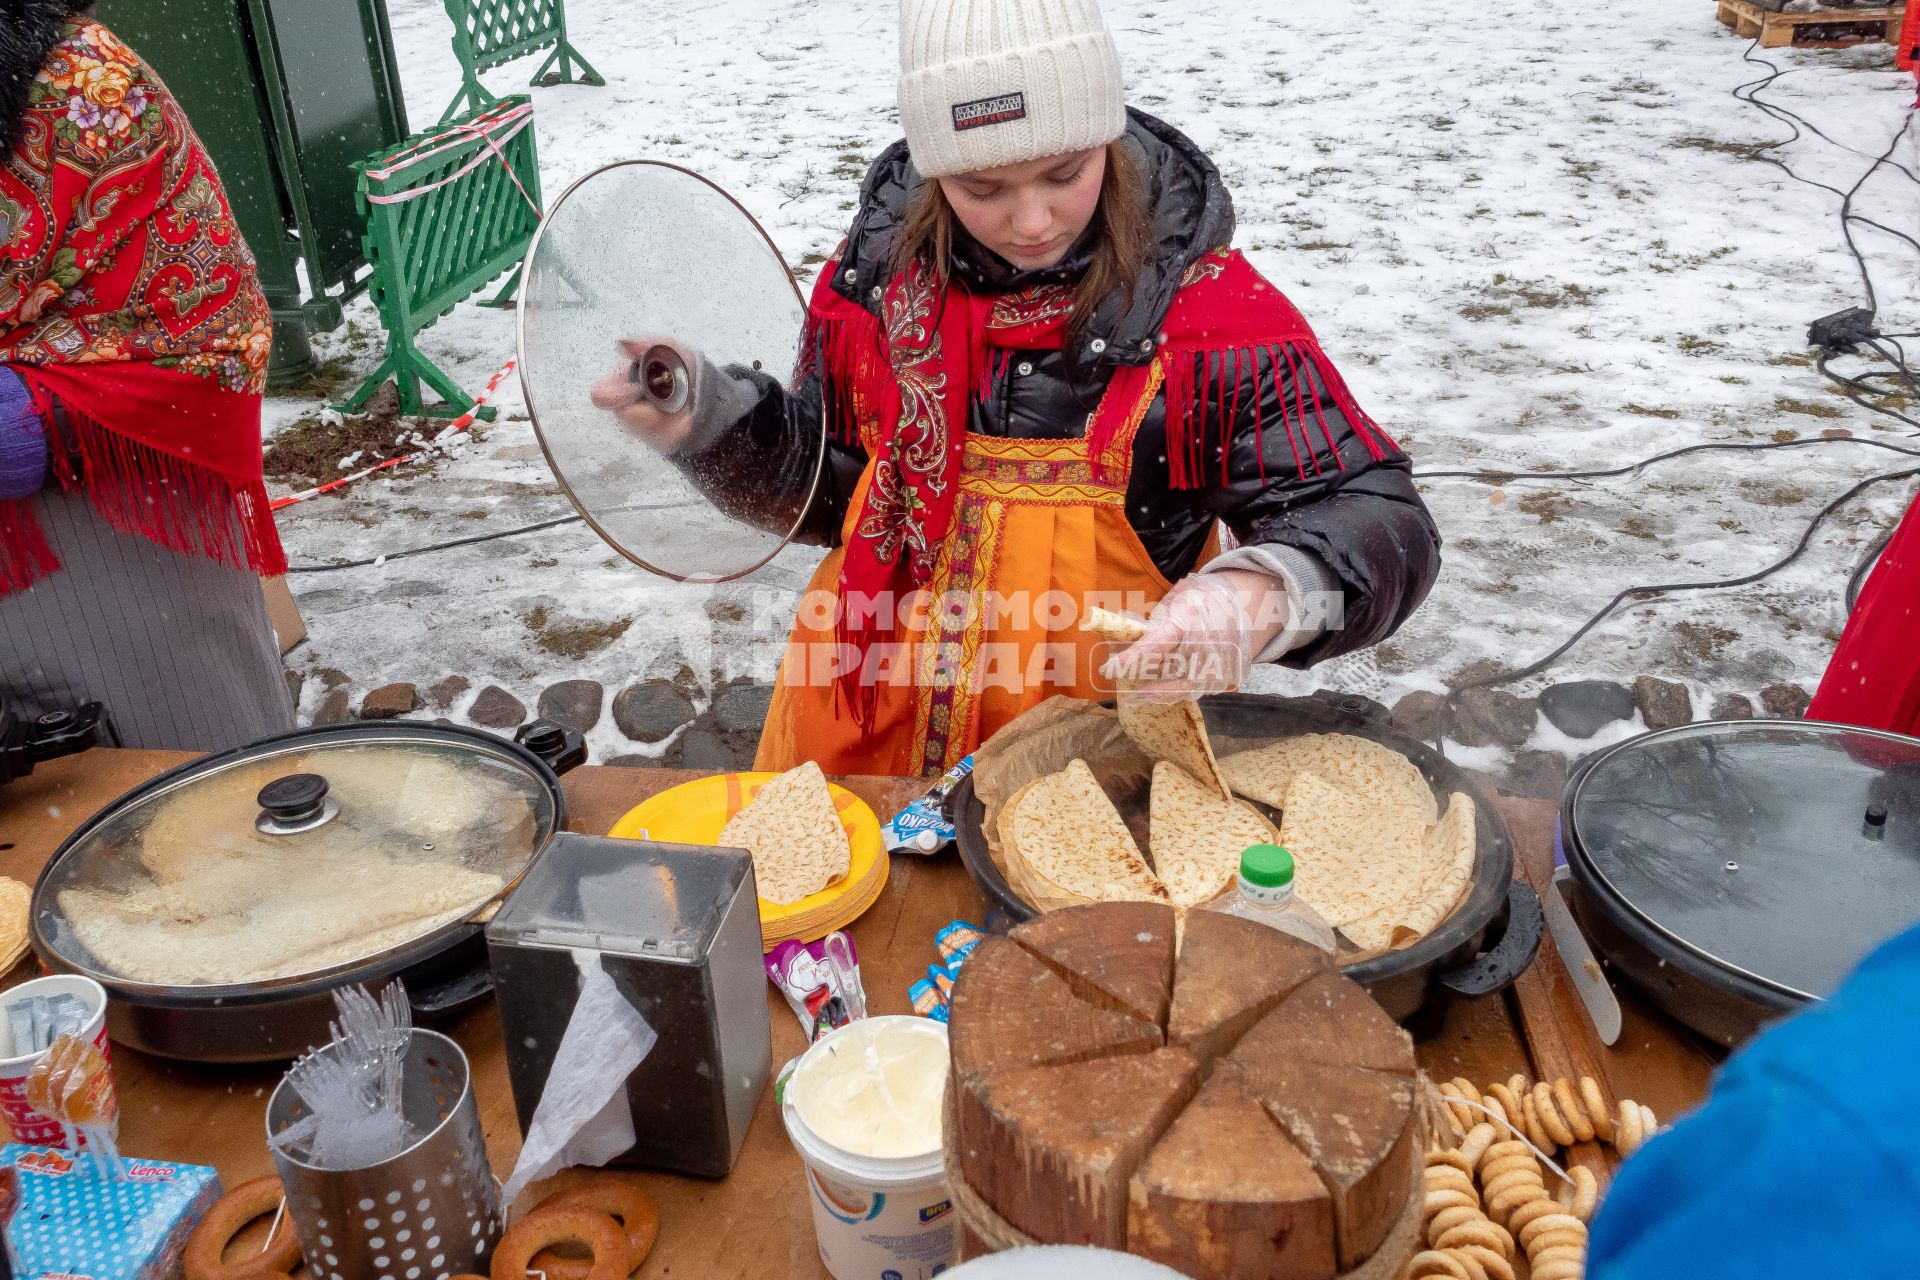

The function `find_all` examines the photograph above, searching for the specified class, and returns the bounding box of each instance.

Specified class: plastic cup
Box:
[782,1015,955,1280]
[0,974,118,1146]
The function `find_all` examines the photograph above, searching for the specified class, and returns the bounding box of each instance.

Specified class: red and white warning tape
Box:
[362,101,541,217]
[270,355,518,512]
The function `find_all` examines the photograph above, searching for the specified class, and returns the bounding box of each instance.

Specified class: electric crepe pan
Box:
[1558,718,1920,1047]
[950,691,1543,1029]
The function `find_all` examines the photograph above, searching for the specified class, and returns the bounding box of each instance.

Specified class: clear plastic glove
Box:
[1101,570,1283,703]
[588,337,697,452]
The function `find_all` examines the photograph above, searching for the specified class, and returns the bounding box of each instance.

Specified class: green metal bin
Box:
[94,0,410,386]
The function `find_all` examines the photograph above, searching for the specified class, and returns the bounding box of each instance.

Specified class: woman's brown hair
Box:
[890,141,1150,343]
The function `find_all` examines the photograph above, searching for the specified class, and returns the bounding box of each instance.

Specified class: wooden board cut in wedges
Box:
[946,906,1423,1278]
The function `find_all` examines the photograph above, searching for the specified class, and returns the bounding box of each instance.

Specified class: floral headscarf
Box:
[0,18,281,592]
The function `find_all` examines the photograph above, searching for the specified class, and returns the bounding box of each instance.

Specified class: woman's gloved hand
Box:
[0,366,49,502]
[1101,569,1286,702]
[588,338,698,452]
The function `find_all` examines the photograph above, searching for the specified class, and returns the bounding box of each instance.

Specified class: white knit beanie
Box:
[897,0,1126,179]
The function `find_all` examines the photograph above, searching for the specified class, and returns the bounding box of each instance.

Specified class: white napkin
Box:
[500,950,658,1206]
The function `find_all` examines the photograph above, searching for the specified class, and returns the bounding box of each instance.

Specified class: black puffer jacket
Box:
[683,110,1440,667]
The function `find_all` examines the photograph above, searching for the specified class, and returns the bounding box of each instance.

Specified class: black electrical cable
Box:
[1413,432,1920,483]
[1734,41,1920,186]
[1733,38,1920,422]
[1819,350,1920,431]
[1848,525,1895,612]
[1733,41,1920,295]
[1838,115,1918,317]
[1453,467,1920,691]
[285,514,583,573]
[275,434,1920,575]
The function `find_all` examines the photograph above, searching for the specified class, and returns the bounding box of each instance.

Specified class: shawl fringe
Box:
[60,409,287,578]
[797,305,891,452]
[0,497,59,592]
[0,405,288,590]
[1160,338,1395,489]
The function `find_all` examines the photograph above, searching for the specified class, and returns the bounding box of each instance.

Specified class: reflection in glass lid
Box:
[518,160,818,583]
[39,737,554,990]
[1569,721,1920,999]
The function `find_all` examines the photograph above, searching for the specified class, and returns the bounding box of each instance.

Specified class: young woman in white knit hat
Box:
[593,0,1441,777]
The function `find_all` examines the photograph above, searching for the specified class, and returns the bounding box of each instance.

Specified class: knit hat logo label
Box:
[951,92,1027,132]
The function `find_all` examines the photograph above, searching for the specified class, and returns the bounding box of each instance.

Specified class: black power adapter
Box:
[1807,306,1879,354]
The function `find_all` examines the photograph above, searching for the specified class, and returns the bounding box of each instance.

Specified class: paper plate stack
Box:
[608,772,888,950]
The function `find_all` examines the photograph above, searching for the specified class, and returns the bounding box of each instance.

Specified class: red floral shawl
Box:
[0,19,281,594]
[800,245,1393,727]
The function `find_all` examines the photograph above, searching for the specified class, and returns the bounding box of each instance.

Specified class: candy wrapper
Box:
[881,755,974,854]
[2,1146,218,1280]
[767,932,866,1043]
[907,921,987,1023]
[935,921,985,964]
[908,979,949,1023]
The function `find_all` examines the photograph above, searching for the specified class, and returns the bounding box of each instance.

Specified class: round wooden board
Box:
[945,903,1423,1278]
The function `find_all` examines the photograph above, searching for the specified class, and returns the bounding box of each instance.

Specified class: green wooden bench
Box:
[338,96,543,419]
[440,0,603,123]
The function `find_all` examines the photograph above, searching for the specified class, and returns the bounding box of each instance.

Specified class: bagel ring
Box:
[491,1207,626,1280]
[1406,1251,1474,1280]
[185,1176,302,1280]
[528,1177,660,1280]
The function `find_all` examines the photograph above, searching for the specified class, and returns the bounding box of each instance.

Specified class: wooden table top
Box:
[0,749,1721,1277]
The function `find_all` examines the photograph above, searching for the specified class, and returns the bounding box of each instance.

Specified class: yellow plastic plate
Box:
[607,772,886,937]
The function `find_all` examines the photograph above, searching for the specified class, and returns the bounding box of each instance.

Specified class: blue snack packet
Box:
[909,977,946,1020]
[935,921,985,966]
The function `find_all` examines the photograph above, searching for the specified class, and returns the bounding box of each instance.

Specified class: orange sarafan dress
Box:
[755,245,1392,777]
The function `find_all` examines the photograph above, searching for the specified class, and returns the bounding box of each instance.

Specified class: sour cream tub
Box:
[782,1015,955,1280]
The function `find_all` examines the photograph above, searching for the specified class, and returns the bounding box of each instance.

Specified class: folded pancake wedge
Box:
[1277,771,1428,952]
[1007,760,1169,906]
[1118,697,1231,803]
[1345,791,1477,950]
[1219,733,1437,827]
[1000,777,1104,912]
[718,761,851,905]
[1148,762,1279,908]
[0,877,30,973]
[1080,606,1149,643]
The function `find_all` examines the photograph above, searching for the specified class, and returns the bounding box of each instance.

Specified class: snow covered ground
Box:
[270,0,1920,762]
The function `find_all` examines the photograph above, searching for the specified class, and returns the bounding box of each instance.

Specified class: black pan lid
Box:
[1566,720,1920,1001]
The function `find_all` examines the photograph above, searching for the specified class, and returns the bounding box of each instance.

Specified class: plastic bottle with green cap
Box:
[1207,843,1337,953]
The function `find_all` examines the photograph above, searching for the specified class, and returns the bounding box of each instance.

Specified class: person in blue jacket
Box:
[1587,919,1920,1276]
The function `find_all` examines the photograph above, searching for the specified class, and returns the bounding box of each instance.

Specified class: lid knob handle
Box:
[631,345,690,413]
[1865,803,1889,841]
[258,774,330,826]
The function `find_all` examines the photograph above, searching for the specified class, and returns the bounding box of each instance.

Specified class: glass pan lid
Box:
[517,160,815,583]
[39,729,555,991]
[1569,721,1920,1000]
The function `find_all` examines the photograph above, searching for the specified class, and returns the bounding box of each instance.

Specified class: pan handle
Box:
[1435,880,1543,999]
[516,719,589,774]
[408,964,495,1016]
